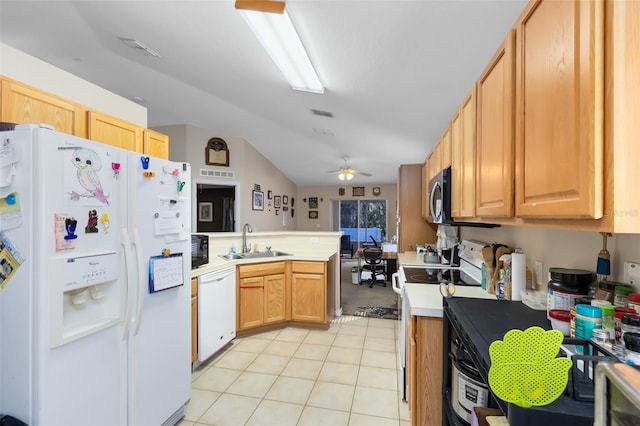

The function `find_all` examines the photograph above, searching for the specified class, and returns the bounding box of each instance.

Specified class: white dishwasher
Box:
[198,266,236,362]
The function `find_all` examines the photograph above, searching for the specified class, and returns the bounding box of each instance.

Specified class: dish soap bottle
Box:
[229,244,236,255]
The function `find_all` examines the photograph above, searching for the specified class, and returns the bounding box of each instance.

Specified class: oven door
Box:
[393,271,407,401]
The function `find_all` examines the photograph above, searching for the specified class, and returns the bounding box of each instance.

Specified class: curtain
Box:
[222,197,234,232]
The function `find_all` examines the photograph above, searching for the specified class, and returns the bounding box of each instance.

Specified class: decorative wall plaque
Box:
[205,137,229,166]
[352,186,365,196]
[338,188,345,196]
[372,187,381,196]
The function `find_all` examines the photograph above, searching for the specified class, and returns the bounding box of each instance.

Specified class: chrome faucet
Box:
[242,223,252,253]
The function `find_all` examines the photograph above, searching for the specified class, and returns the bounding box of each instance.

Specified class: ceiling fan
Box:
[327,157,372,181]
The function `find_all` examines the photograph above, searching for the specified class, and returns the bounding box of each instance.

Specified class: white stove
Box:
[393,239,488,402]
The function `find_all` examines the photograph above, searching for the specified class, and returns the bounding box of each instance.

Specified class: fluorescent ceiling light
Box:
[236,2,324,94]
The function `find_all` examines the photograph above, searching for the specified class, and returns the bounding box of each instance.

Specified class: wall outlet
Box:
[310,237,320,243]
[624,261,640,290]
[535,260,544,287]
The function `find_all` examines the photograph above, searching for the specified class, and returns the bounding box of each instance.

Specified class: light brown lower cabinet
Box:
[236,260,328,332]
[191,277,198,363]
[407,311,443,426]
[291,261,326,323]
[237,261,286,331]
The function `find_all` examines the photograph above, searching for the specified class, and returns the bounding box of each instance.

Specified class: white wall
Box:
[295,184,398,236]
[461,225,640,291]
[156,124,297,232]
[0,43,147,127]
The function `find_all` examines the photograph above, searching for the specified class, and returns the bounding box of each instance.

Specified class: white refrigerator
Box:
[0,124,192,425]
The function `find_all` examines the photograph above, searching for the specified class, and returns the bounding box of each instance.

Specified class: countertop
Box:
[397,252,497,317]
[191,248,338,279]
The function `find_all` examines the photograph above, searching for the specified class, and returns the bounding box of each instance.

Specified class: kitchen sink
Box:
[219,251,292,261]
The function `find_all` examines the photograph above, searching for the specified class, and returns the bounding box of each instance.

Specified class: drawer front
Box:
[291,261,325,274]
[238,261,286,278]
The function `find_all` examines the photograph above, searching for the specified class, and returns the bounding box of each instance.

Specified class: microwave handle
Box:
[429,181,441,221]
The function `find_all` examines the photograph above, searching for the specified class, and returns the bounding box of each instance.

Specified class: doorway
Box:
[338,199,387,248]
[192,180,240,232]
[333,198,396,316]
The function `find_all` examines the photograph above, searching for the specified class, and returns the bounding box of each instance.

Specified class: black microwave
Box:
[191,234,209,269]
[428,166,499,228]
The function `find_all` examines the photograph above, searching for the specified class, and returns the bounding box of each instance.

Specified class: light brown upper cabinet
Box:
[0,77,87,137]
[421,161,429,220]
[451,86,477,219]
[143,129,169,159]
[440,125,451,169]
[476,31,516,218]
[427,141,441,183]
[514,0,604,219]
[88,110,143,152]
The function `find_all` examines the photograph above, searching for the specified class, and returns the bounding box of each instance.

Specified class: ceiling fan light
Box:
[346,173,354,180]
[338,172,346,181]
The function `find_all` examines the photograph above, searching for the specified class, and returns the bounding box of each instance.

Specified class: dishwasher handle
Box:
[199,267,235,285]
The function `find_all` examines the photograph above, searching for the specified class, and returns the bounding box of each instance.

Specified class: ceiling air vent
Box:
[200,169,235,179]
[310,109,334,118]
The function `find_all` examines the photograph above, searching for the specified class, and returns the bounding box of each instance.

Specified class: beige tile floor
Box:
[179,315,409,426]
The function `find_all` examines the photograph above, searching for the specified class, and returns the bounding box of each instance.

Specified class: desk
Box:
[354,248,397,281]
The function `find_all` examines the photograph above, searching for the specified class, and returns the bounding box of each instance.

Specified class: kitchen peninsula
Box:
[190,231,340,360]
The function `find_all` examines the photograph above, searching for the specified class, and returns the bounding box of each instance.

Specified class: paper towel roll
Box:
[511,252,526,301]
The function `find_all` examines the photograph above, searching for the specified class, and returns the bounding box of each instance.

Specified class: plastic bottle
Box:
[600,304,615,343]
[575,304,602,354]
[525,267,533,290]
[496,268,505,300]
[229,244,236,255]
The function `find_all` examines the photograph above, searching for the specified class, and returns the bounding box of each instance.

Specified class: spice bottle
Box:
[614,286,634,307]
[628,293,640,314]
[621,314,640,348]
[614,307,637,343]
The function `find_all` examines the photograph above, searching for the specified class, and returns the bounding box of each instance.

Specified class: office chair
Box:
[340,235,353,258]
[361,247,386,288]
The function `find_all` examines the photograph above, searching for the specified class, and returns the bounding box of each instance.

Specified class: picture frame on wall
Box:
[283,195,288,205]
[267,190,273,199]
[352,186,365,197]
[309,210,318,219]
[252,190,264,211]
[198,202,213,222]
[308,197,318,209]
[274,196,282,209]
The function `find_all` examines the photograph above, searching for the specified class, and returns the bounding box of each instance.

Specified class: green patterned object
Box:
[488,326,572,408]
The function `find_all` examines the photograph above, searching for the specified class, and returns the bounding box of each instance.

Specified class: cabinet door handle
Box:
[240,285,264,289]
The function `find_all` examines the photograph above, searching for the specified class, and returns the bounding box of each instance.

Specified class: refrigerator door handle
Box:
[121,229,135,341]
[131,228,146,337]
